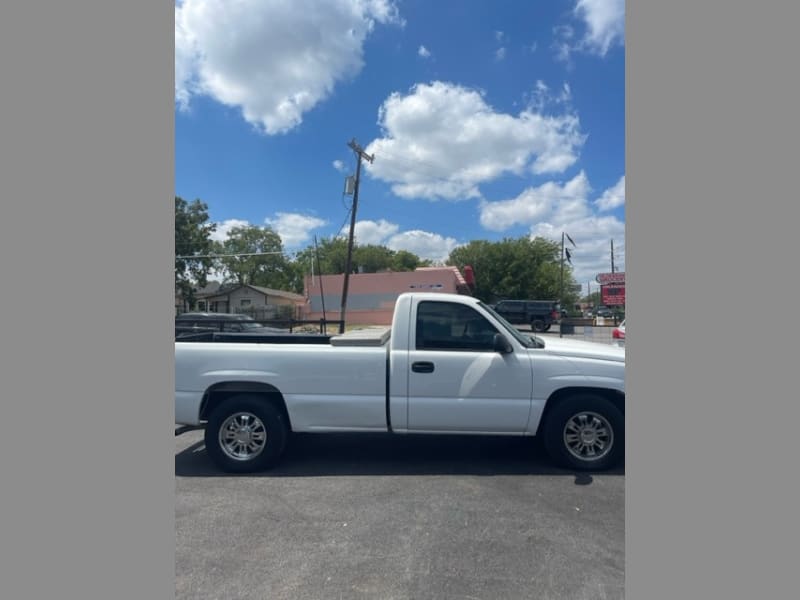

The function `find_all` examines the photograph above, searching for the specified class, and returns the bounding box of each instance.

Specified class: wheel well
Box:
[536,387,625,435]
[199,382,292,431]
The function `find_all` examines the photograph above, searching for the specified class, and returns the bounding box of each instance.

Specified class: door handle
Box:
[412,361,435,373]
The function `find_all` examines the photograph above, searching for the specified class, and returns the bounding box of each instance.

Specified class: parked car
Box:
[612,320,625,347]
[491,299,562,332]
[175,312,287,338]
[593,306,614,318]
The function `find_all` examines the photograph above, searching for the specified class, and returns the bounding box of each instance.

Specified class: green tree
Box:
[294,238,428,276]
[447,236,579,306]
[583,291,602,307]
[217,224,292,289]
[353,244,396,273]
[294,237,350,275]
[392,249,430,271]
[175,196,216,309]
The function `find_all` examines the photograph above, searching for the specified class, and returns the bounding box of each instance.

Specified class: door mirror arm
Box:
[492,333,513,354]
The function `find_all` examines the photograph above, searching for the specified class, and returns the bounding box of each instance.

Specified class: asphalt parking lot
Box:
[176,430,624,600]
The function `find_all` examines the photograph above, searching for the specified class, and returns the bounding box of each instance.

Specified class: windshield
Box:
[479,302,544,348]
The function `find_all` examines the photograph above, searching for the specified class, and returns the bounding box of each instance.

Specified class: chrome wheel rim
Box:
[219,412,267,461]
[563,411,613,462]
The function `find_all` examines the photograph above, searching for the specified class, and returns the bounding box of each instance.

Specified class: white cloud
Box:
[365,81,586,201]
[332,159,348,173]
[386,230,460,263]
[494,31,507,61]
[174,12,198,111]
[350,219,400,245]
[526,80,573,112]
[418,45,431,58]
[210,219,251,242]
[175,0,403,134]
[530,216,625,286]
[210,214,327,250]
[480,172,592,231]
[575,0,625,56]
[479,171,625,285]
[266,212,328,248]
[340,219,460,263]
[552,24,576,65]
[527,80,550,112]
[594,175,625,211]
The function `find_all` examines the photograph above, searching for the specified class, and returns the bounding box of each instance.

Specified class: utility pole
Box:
[313,236,327,332]
[340,138,374,333]
[588,281,591,309]
[559,232,565,309]
[559,232,576,338]
[611,239,616,273]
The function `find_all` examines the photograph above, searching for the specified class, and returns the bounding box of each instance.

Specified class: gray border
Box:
[0,2,173,598]
[3,0,796,596]
[628,2,797,598]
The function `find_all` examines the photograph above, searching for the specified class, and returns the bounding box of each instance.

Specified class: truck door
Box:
[406,300,533,433]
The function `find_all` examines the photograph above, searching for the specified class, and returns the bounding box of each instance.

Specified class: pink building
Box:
[304,266,474,326]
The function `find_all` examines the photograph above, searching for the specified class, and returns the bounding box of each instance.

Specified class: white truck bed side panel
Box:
[175,390,205,425]
[175,342,388,430]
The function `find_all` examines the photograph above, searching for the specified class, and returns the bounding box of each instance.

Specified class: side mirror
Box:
[492,333,513,354]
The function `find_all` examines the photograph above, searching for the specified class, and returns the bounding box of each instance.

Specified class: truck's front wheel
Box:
[204,395,288,473]
[532,319,546,332]
[542,394,624,471]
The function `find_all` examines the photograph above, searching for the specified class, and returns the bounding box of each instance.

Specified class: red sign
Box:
[601,285,626,306]
[596,272,625,285]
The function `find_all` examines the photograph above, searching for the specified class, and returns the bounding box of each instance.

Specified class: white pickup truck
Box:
[176,292,625,472]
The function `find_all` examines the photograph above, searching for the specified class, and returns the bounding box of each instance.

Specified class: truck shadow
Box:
[175,432,625,479]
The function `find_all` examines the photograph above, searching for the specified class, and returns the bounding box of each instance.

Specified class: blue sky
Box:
[175,0,625,289]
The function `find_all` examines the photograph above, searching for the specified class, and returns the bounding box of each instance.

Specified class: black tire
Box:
[542,393,624,471]
[204,395,289,473]
[532,319,546,332]
[543,324,552,332]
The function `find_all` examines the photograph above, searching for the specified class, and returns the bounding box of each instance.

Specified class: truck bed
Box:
[175,330,393,430]
[176,326,391,347]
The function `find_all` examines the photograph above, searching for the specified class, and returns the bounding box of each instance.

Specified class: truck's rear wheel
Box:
[532,319,546,332]
[204,395,288,473]
[542,394,623,471]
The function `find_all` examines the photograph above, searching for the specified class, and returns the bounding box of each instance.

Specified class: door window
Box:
[416,301,499,352]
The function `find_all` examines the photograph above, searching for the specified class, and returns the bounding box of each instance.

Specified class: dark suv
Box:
[491,300,561,332]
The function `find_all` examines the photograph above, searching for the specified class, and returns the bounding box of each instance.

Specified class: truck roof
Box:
[396,291,478,304]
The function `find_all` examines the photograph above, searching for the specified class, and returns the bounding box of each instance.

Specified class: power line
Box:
[176,251,290,259]
[334,206,353,239]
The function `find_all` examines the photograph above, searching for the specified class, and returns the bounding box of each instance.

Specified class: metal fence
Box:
[251,318,344,335]
[528,322,620,346]
[233,306,294,321]
[175,318,344,337]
